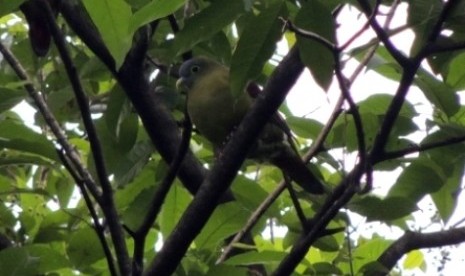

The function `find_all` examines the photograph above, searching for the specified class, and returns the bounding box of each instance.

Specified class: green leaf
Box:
[425,131,465,222]
[0,88,25,114]
[130,0,185,33]
[352,238,391,273]
[286,116,324,140]
[0,119,58,161]
[104,86,128,137]
[445,52,465,90]
[415,69,460,117]
[0,203,16,228]
[67,227,105,268]
[114,141,153,188]
[389,158,445,199]
[114,161,157,209]
[403,250,424,270]
[0,0,26,17]
[172,0,245,56]
[295,0,335,90]
[349,196,417,221]
[358,94,417,117]
[225,251,289,265]
[48,173,75,208]
[122,186,155,230]
[206,265,249,276]
[159,183,192,237]
[230,1,286,97]
[230,174,271,213]
[327,113,380,152]
[313,262,343,275]
[89,119,122,176]
[195,202,249,249]
[82,0,132,68]
[116,111,139,153]
[407,0,442,55]
[358,46,403,81]
[0,247,39,276]
[27,244,70,273]
[0,153,55,167]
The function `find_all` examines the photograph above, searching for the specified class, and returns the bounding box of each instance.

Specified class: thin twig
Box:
[284,174,308,231]
[144,46,305,276]
[281,17,336,52]
[427,41,465,54]
[216,180,287,264]
[0,42,101,199]
[57,150,118,276]
[131,115,193,275]
[339,5,377,51]
[273,166,363,275]
[168,14,192,61]
[38,0,131,274]
[334,56,366,177]
[218,94,344,264]
[426,0,461,43]
[356,0,410,67]
[379,135,465,162]
[39,0,112,199]
[273,4,395,272]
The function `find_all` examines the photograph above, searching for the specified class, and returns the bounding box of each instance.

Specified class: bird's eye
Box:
[191,65,200,73]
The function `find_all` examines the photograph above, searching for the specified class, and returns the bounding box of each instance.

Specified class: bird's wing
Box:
[246,82,300,153]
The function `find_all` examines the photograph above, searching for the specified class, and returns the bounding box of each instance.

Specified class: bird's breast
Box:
[187,85,250,147]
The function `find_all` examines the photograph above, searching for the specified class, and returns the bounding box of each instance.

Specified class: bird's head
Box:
[176,57,221,92]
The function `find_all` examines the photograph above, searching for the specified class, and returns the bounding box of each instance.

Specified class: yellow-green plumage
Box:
[177,57,324,194]
[185,63,251,146]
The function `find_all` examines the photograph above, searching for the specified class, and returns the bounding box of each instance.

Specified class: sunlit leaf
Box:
[82,0,132,68]
[0,120,58,161]
[225,251,289,265]
[403,250,424,270]
[172,0,245,56]
[129,0,185,33]
[415,69,460,118]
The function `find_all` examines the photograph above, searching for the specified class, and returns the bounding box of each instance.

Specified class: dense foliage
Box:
[0,0,465,275]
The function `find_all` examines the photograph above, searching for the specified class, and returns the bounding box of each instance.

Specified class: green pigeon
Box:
[176,57,324,194]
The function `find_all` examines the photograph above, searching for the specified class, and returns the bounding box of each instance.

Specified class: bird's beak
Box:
[176,78,187,93]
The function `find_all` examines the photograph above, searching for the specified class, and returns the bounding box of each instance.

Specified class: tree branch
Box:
[60,0,115,71]
[57,150,117,276]
[379,134,465,162]
[281,18,336,51]
[272,7,391,271]
[38,1,131,274]
[356,0,410,67]
[144,46,305,276]
[131,116,193,275]
[369,227,465,276]
[0,41,102,199]
[426,0,462,43]
[218,92,344,264]
[273,165,364,275]
[59,0,220,198]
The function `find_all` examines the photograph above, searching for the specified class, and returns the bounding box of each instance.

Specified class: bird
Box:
[176,56,325,194]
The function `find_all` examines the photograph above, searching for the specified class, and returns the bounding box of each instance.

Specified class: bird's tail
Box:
[270,149,325,194]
